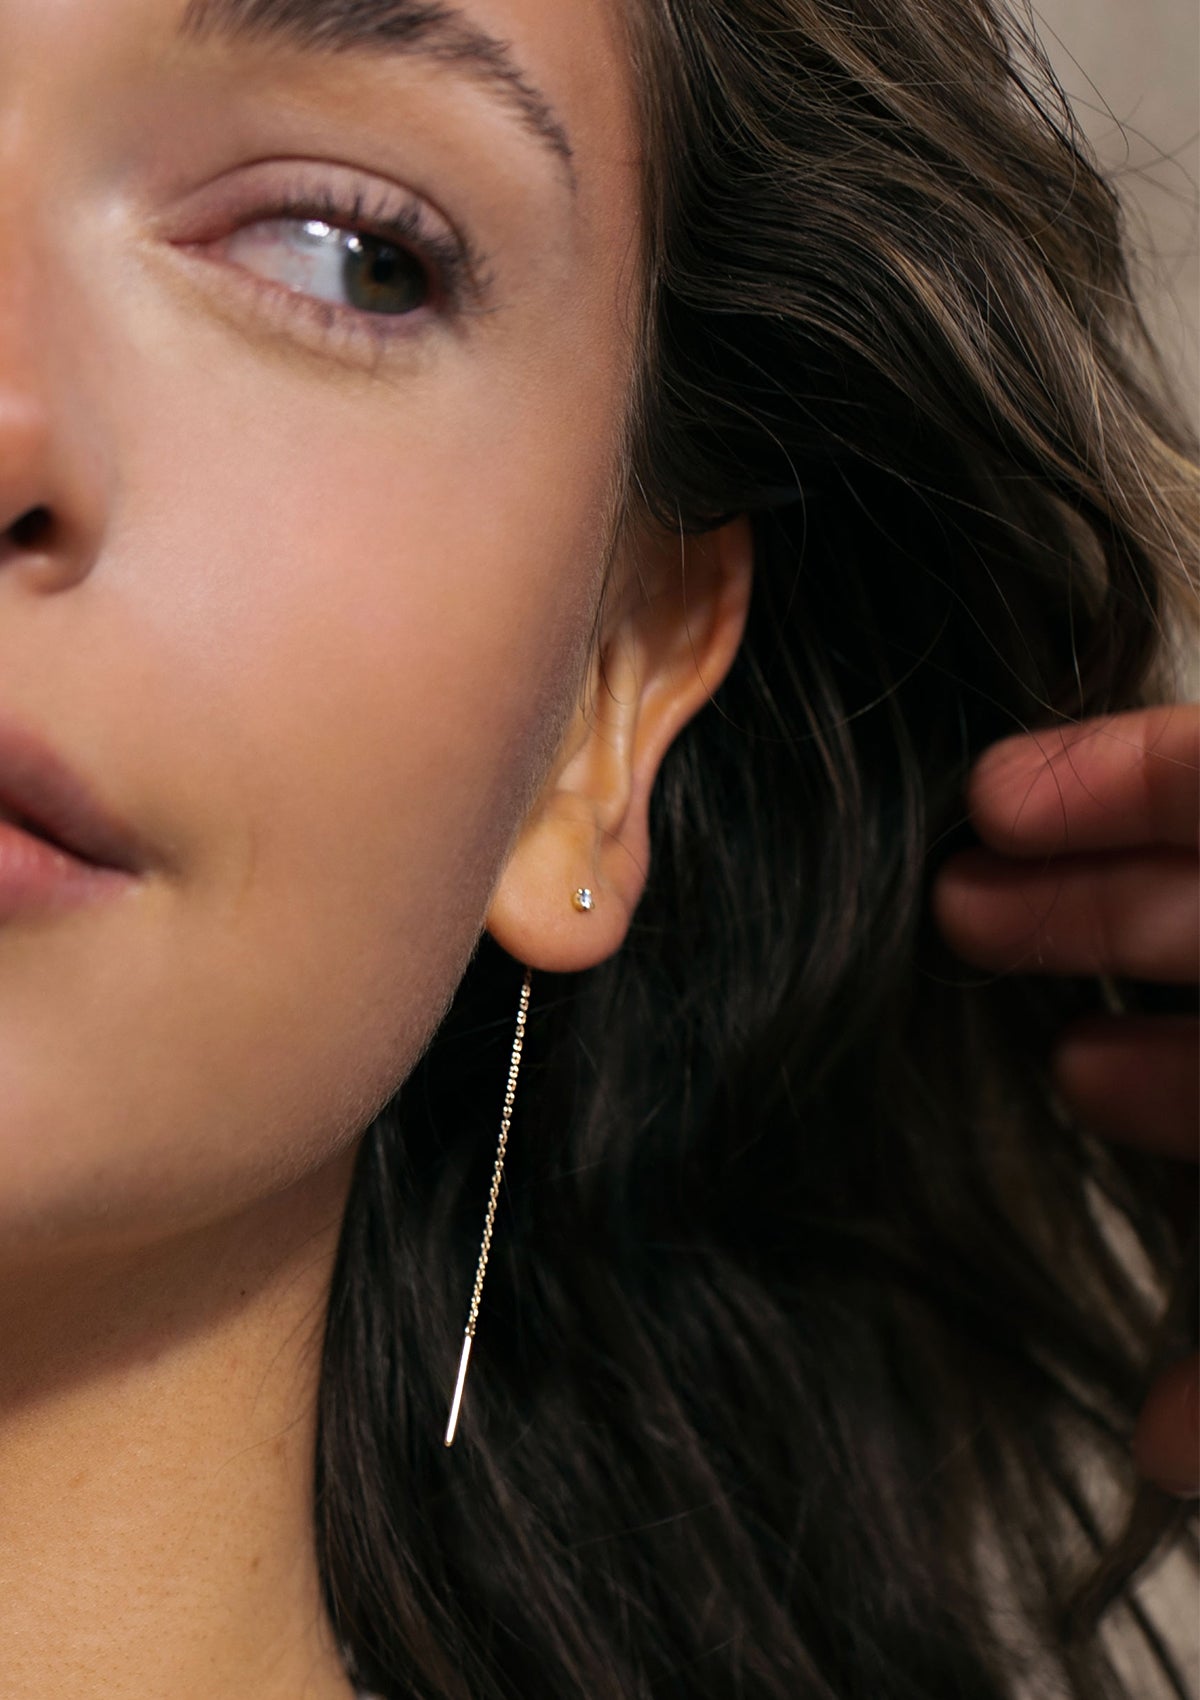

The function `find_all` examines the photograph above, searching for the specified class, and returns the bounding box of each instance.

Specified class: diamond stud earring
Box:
[571,887,595,912]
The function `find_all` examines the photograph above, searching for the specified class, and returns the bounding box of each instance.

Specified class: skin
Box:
[0,4,1192,1699]
[0,2,751,1695]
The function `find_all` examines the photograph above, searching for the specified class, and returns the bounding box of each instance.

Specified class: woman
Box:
[0,0,1195,1696]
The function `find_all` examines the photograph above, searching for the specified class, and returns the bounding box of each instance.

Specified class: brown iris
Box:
[342,234,429,314]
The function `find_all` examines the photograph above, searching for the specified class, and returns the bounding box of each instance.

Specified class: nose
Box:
[0,248,108,595]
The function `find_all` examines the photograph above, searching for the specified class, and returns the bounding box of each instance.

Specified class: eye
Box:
[222,216,433,317]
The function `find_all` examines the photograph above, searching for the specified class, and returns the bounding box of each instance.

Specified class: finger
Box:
[932,846,1199,982]
[1133,1353,1200,1497]
[1051,1015,1198,1158]
[966,704,1200,856]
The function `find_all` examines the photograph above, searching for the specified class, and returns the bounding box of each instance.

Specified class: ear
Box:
[484,514,753,972]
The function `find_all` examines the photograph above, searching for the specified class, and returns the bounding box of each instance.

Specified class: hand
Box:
[931,704,1199,1496]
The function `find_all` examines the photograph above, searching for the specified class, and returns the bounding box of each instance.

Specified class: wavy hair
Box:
[315,1,1199,1695]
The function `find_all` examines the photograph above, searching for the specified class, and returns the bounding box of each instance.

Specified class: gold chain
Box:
[444,964,533,1447]
[466,964,532,1335]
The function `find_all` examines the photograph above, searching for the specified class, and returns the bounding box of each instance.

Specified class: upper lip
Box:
[0,712,148,874]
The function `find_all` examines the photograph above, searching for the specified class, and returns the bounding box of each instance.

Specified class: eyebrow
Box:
[179,0,575,189]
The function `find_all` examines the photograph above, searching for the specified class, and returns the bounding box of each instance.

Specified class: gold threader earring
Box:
[443,887,596,1447]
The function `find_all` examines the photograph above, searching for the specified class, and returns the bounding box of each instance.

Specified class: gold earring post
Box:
[444,964,533,1447]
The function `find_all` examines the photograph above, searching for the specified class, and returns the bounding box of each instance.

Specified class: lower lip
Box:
[0,818,138,920]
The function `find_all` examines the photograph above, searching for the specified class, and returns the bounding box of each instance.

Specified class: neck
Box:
[0,1149,364,1700]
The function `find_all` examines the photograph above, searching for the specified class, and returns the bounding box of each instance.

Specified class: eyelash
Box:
[199,179,489,359]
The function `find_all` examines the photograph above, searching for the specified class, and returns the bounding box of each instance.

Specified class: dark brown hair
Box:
[316,1,1199,1694]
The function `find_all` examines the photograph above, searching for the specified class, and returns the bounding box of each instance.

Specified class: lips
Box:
[0,713,148,874]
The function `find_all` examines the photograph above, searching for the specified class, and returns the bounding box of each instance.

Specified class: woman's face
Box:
[0,0,643,1257]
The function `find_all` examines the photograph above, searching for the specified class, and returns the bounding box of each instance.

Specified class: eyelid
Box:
[163,157,494,308]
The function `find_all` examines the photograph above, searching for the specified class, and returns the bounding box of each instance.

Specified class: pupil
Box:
[343,237,429,315]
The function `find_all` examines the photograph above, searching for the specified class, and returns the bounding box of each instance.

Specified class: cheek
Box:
[0,368,610,1248]
[144,369,604,919]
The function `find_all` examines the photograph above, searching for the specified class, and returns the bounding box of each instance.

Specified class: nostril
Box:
[9,506,55,549]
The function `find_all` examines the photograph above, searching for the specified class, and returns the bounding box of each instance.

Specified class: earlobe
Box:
[483,782,635,973]
[484,513,754,973]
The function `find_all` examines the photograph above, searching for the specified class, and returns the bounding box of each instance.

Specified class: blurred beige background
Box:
[1035,0,1199,434]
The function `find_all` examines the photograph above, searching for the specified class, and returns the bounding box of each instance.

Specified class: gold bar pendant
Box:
[443,1330,474,1447]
